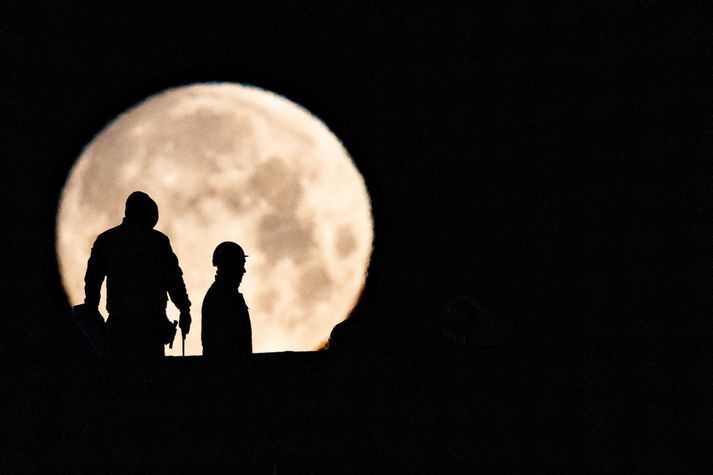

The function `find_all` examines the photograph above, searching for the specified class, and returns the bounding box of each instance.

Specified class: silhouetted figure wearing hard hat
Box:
[83,191,192,357]
[202,242,252,357]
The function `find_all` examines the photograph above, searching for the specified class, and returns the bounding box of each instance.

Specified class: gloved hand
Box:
[179,309,192,337]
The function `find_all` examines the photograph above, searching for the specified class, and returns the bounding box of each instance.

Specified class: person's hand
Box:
[179,310,192,337]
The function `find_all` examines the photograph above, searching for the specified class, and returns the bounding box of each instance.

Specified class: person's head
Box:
[124,191,159,228]
[212,241,247,283]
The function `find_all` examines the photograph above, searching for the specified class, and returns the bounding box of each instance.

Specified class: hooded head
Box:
[124,191,159,228]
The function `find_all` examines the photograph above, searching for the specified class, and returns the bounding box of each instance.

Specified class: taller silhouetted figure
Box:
[202,241,252,357]
[83,191,191,357]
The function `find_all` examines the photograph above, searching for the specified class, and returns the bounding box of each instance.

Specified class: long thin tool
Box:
[168,320,178,349]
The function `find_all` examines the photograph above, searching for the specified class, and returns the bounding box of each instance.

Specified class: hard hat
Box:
[212,241,248,268]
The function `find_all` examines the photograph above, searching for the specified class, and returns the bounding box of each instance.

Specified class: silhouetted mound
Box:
[2,343,711,473]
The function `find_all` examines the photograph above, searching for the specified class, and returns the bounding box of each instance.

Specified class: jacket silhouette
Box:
[84,191,191,357]
[202,242,252,357]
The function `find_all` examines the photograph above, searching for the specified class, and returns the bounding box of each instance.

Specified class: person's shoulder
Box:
[204,281,223,296]
[202,281,222,308]
[149,228,171,245]
[95,225,123,242]
[149,228,169,239]
[205,280,238,302]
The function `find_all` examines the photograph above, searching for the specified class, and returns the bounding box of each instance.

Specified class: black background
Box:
[3,1,713,357]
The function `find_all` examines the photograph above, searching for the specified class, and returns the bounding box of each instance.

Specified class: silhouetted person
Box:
[439,296,508,348]
[83,191,191,357]
[201,242,252,357]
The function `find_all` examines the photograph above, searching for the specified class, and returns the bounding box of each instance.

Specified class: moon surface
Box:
[56,83,373,355]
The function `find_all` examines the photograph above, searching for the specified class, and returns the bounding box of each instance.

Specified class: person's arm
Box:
[83,236,106,310]
[201,290,214,355]
[237,294,253,354]
[161,236,192,334]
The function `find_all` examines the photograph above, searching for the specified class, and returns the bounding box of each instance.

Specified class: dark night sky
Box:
[2,1,713,356]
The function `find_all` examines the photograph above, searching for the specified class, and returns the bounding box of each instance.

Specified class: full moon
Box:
[56,83,373,355]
